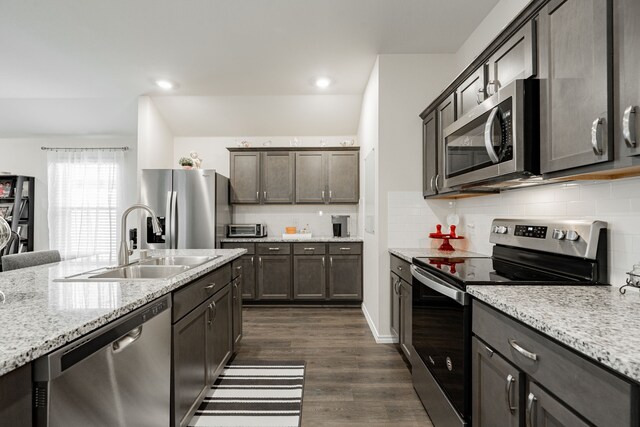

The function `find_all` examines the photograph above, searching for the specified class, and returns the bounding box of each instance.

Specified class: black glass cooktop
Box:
[412,256,589,287]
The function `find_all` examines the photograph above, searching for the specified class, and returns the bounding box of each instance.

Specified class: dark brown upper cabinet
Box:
[230,152,261,204]
[485,20,537,97]
[327,152,359,203]
[435,94,457,195]
[261,151,295,204]
[295,152,326,203]
[422,110,438,197]
[456,67,486,118]
[538,0,612,174]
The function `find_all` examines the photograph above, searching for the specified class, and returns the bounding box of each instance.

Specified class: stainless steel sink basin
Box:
[89,265,191,280]
[139,255,218,267]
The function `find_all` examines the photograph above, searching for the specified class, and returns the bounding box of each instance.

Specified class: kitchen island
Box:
[0,248,245,427]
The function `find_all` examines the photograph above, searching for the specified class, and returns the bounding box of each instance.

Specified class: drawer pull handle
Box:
[204,283,216,291]
[508,339,538,361]
[339,247,351,251]
[304,247,315,251]
[505,374,516,414]
[397,266,403,271]
[236,266,242,270]
[526,392,537,427]
[268,247,281,251]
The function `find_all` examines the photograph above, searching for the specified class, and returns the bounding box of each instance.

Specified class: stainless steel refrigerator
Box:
[140,169,230,249]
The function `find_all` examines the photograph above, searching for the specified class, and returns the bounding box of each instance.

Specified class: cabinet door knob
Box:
[505,374,516,414]
[204,283,216,291]
[526,393,537,427]
[623,106,637,147]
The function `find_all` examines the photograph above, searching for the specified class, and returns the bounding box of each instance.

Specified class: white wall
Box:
[0,137,137,251]
[358,54,458,342]
[455,0,531,72]
[173,136,358,178]
[137,96,174,173]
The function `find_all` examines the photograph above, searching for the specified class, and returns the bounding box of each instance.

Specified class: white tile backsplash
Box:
[233,204,359,238]
[448,176,640,287]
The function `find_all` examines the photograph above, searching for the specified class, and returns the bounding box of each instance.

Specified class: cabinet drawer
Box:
[390,255,411,283]
[328,243,362,255]
[173,264,231,322]
[221,242,255,255]
[293,243,327,255]
[473,301,636,427]
[256,243,291,255]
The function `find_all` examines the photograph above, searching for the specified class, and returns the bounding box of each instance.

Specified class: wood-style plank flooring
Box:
[234,307,434,426]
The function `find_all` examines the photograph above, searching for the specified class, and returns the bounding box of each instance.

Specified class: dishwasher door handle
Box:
[112,326,143,353]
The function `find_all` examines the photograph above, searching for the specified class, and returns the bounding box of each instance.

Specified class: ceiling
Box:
[0,0,500,136]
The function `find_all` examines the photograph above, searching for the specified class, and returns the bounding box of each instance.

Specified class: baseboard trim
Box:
[361,303,398,344]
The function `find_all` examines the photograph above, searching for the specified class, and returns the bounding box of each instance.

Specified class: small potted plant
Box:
[179,157,194,170]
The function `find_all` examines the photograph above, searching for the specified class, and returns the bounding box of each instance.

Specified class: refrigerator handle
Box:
[171,191,178,249]
[165,191,172,248]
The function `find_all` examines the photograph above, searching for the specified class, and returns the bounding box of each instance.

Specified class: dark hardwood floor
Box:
[234,307,434,427]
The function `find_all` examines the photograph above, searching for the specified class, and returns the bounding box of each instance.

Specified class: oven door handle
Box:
[410,265,469,306]
[483,106,501,164]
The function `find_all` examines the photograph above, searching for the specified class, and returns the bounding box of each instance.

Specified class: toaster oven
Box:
[227,224,267,238]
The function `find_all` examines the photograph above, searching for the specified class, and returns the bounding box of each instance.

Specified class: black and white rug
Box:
[188,360,306,427]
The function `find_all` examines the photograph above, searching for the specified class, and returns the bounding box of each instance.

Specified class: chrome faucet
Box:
[119,204,162,266]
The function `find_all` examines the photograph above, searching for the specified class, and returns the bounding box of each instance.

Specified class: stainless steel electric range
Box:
[410,218,608,427]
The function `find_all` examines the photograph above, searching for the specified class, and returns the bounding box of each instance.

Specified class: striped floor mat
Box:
[188,360,306,427]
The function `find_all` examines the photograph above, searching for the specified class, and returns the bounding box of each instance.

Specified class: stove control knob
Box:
[552,229,566,240]
[495,225,508,234]
[566,230,580,241]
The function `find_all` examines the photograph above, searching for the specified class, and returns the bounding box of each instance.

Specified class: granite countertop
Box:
[388,247,489,263]
[0,248,245,377]
[468,285,640,384]
[222,236,363,243]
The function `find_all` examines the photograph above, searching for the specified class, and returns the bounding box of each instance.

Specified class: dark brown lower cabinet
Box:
[526,382,590,427]
[258,255,292,299]
[173,299,209,427]
[399,279,412,360]
[207,284,232,383]
[390,273,401,339]
[472,337,520,427]
[232,277,243,350]
[0,363,32,427]
[293,255,326,299]
[237,255,256,299]
[328,255,362,299]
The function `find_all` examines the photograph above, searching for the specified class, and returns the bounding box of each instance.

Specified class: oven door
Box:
[443,79,529,189]
[411,265,470,420]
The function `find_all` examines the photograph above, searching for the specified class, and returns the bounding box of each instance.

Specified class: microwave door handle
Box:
[410,265,468,306]
[483,107,501,164]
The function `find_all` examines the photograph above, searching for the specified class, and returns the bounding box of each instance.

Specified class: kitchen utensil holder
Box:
[619,271,640,294]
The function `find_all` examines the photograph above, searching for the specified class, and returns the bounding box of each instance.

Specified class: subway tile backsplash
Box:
[233,205,359,238]
[387,176,640,287]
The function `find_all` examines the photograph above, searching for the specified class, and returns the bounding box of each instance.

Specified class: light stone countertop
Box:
[467,285,640,384]
[0,249,245,377]
[388,247,489,263]
[222,236,363,243]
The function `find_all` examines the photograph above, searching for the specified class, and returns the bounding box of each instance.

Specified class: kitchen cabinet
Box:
[473,301,638,427]
[456,67,485,117]
[390,255,412,360]
[390,273,400,340]
[538,0,612,174]
[485,20,536,97]
[230,152,261,204]
[261,151,295,203]
[172,298,209,427]
[172,264,237,427]
[235,255,256,299]
[329,254,362,300]
[435,94,456,194]
[0,363,31,427]
[472,337,520,427]
[293,255,326,300]
[207,284,232,383]
[422,110,438,197]
[614,0,640,159]
[258,255,292,299]
[295,152,325,203]
[231,276,243,350]
[327,152,359,203]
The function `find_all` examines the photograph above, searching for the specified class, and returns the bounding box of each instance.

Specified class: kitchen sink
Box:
[89,265,191,280]
[55,255,219,282]
[139,255,218,267]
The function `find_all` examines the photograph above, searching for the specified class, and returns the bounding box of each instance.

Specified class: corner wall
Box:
[137,96,174,175]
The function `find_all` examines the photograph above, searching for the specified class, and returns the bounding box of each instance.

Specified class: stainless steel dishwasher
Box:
[34,296,172,426]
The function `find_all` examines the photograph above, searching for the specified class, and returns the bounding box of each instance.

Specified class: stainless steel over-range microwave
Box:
[442,79,539,189]
[227,224,267,238]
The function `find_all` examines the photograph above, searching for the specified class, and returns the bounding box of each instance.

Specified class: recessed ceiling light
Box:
[155,79,175,90]
[314,77,332,88]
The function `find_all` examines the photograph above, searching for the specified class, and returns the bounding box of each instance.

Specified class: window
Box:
[47,150,124,260]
